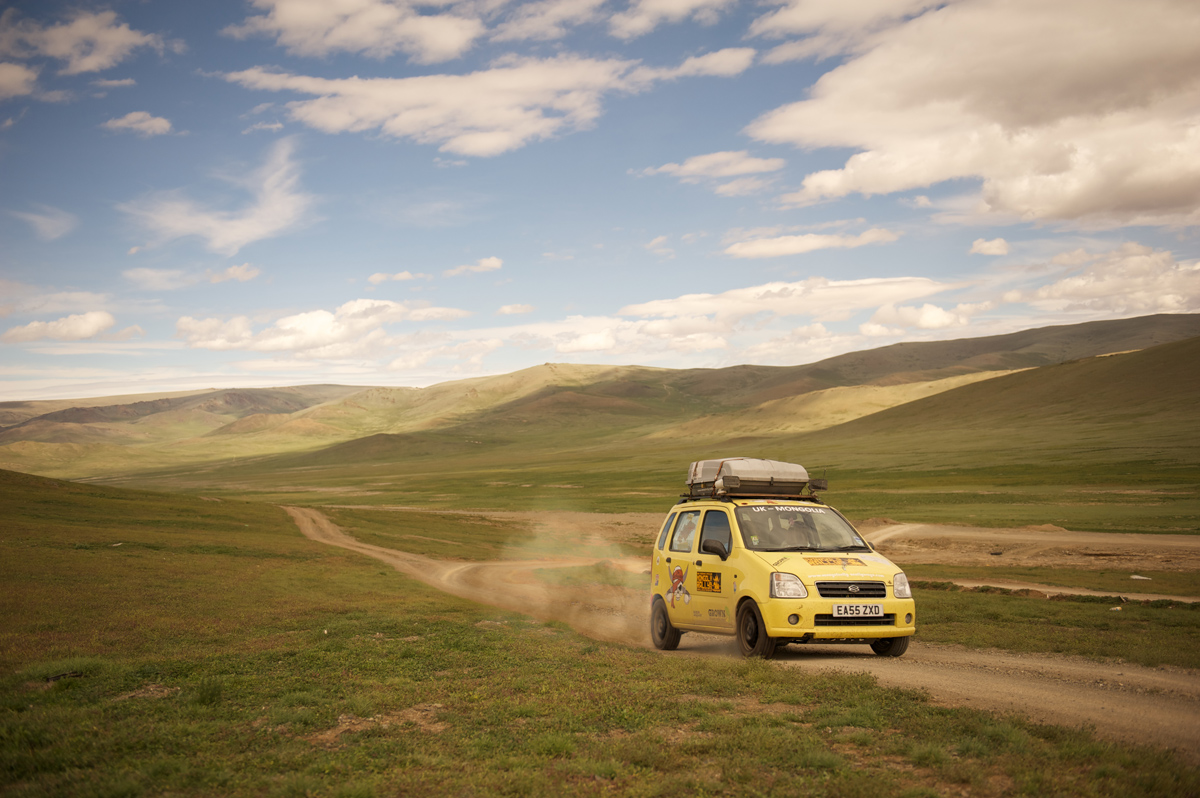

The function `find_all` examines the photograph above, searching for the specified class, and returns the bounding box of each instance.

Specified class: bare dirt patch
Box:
[864,522,1200,572]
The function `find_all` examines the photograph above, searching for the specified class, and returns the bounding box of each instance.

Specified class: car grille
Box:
[816,581,886,598]
[814,614,895,627]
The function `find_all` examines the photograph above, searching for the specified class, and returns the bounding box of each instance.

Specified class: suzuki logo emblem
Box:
[848,584,860,593]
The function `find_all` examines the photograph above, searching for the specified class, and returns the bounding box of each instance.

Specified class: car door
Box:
[692,509,735,629]
[662,510,701,626]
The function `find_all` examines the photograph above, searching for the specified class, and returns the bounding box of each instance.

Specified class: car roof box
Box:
[686,458,812,498]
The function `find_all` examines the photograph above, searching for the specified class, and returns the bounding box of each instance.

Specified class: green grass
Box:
[3,469,1198,797]
[911,583,1200,669]
[905,565,1200,597]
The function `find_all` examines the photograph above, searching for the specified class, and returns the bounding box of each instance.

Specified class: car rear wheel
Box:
[650,597,681,650]
[870,636,910,657]
[736,601,777,659]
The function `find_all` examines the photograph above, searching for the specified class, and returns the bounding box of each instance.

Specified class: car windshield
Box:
[734,504,868,552]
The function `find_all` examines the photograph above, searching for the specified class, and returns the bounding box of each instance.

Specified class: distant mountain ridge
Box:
[0,313,1197,481]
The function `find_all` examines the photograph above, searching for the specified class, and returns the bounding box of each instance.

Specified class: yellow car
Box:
[649,458,915,658]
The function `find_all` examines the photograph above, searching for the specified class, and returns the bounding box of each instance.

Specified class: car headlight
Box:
[893,573,911,599]
[770,572,808,599]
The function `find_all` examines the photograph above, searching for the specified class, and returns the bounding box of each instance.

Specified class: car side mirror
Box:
[700,538,728,561]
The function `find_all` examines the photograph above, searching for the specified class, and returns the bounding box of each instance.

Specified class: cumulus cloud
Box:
[222,49,752,157]
[746,0,1200,228]
[970,237,1009,255]
[102,111,172,136]
[862,301,989,335]
[178,298,472,358]
[497,304,534,315]
[120,138,314,256]
[224,0,484,64]
[0,61,37,99]
[0,9,164,75]
[10,204,76,240]
[724,228,899,258]
[610,0,738,39]
[492,0,607,42]
[1008,243,1200,314]
[445,256,502,277]
[368,270,428,285]
[2,311,115,342]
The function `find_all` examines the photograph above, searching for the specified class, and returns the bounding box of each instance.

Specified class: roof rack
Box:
[684,457,828,500]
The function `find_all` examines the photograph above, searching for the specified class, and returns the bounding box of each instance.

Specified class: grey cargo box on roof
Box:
[686,458,811,498]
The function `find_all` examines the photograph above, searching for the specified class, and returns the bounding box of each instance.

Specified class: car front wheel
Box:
[870,636,910,657]
[736,601,777,659]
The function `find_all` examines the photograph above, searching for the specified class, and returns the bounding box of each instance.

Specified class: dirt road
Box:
[285,506,1200,763]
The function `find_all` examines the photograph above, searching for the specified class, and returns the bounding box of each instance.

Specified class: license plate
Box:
[832,604,883,618]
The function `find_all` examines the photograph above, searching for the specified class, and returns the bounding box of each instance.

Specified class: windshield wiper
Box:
[756,546,818,552]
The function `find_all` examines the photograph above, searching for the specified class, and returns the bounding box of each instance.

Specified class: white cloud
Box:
[224,0,485,65]
[242,121,284,134]
[643,150,784,196]
[2,311,115,342]
[497,304,534,315]
[0,61,37,99]
[0,9,164,75]
[120,138,314,256]
[865,301,985,333]
[123,268,194,291]
[368,270,428,285]
[211,264,261,283]
[1010,243,1200,314]
[10,204,76,240]
[492,0,607,42]
[751,0,948,62]
[92,78,135,88]
[629,48,757,82]
[970,237,1009,255]
[610,0,738,39]
[102,111,172,136]
[746,0,1200,228]
[388,337,503,371]
[645,235,674,259]
[620,275,951,324]
[177,298,472,359]
[222,49,751,157]
[445,256,502,277]
[724,228,900,258]
[714,177,774,197]
[644,150,785,181]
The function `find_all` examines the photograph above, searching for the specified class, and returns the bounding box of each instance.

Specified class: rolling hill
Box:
[0,314,1197,498]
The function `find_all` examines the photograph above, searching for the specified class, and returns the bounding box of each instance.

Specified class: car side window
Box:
[699,510,732,553]
[656,513,677,550]
[669,511,700,553]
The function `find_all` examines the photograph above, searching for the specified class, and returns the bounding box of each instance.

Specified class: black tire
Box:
[870,636,910,657]
[650,597,681,650]
[736,601,777,659]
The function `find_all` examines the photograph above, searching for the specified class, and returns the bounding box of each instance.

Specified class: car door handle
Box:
[695,560,703,566]
[665,557,671,563]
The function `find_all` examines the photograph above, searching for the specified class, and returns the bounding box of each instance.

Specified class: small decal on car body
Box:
[696,571,721,593]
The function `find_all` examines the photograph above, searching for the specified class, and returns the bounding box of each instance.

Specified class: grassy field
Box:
[3,469,1199,797]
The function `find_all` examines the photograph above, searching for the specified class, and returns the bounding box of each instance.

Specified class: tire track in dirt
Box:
[286,506,1200,763]
[283,506,646,645]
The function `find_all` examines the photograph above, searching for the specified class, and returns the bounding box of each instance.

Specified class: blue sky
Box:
[2,0,1198,400]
